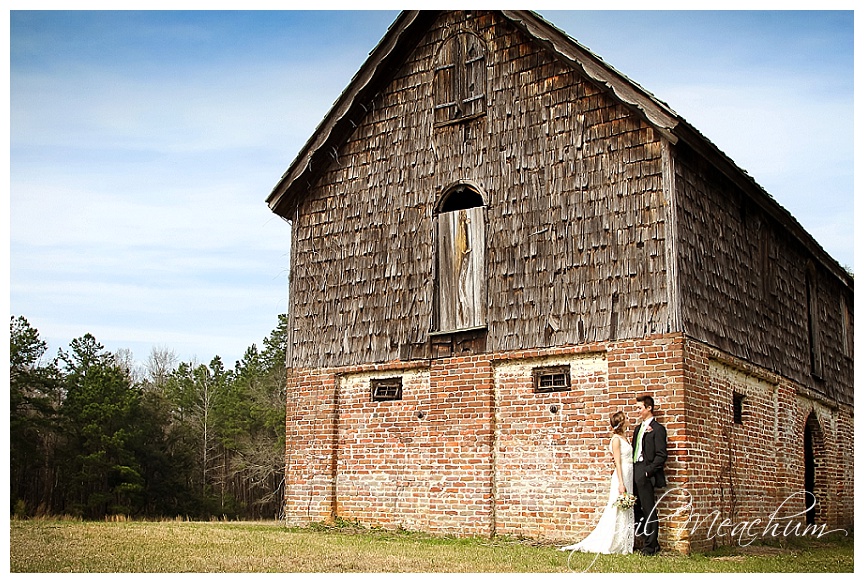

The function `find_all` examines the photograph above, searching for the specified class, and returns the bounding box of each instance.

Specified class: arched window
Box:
[438,184,485,213]
[433,31,487,125]
[434,184,486,332]
[803,412,826,525]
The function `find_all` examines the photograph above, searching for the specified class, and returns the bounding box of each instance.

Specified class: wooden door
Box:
[435,206,486,331]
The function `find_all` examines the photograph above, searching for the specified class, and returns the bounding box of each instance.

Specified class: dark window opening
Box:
[803,413,822,526]
[439,185,484,213]
[371,377,403,402]
[733,392,744,425]
[533,365,571,393]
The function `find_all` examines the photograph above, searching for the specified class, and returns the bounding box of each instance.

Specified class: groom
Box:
[632,394,667,555]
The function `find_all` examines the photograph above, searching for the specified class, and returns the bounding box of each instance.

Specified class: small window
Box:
[371,377,403,402]
[533,365,571,393]
[733,393,745,425]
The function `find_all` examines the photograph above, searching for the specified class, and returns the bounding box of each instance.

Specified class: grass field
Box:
[9,518,853,573]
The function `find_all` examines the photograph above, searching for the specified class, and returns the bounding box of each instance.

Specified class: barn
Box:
[266,10,853,552]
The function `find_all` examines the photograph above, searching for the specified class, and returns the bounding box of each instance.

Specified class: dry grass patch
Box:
[9,519,853,573]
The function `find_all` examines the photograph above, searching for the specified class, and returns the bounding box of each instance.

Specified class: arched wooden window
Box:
[434,32,487,125]
[434,184,486,332]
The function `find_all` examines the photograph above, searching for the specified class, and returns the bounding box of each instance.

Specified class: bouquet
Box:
[614,492,637,510]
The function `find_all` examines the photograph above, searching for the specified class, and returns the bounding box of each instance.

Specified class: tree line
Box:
[9,315,288,520]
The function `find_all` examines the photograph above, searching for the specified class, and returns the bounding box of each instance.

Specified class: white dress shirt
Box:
[635,417,653,462]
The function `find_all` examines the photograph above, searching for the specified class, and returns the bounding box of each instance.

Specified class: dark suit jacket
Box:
[633,418,667,488]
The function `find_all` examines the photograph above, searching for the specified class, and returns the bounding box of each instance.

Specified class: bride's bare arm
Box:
[612,437,625,494]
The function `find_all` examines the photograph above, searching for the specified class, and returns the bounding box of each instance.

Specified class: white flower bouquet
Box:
[614,492,637,510]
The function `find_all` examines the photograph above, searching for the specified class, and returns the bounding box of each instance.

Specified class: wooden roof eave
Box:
[265,10,440,220]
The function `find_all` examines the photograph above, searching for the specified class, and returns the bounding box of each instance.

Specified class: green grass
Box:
[8,518,853,573]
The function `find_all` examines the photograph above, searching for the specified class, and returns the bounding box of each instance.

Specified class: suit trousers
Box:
[633,460,660,553]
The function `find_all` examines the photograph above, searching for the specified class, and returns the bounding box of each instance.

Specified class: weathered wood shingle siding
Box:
[484,14,670,351]
[289,27,438,368]
[288,11,672,369]
[673,143,853,405]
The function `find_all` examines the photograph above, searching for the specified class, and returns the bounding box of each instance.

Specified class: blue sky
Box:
[6,6,856,369]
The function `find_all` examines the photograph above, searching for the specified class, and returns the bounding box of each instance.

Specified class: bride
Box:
[561,411,634,554]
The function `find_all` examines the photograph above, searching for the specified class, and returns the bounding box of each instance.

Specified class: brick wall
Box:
[492,351,609,540]
[681,339,853,551]
[335,367,433,531]
[283,334,852,550]
[284,369,338,525]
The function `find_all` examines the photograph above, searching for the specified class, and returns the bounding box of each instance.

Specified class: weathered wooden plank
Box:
[435,206,486,331]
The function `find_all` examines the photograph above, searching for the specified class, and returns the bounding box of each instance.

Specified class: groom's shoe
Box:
[639,547,659,556]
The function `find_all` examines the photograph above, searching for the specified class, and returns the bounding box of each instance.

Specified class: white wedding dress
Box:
[561,434,634,554]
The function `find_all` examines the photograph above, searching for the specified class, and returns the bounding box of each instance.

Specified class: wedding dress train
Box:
[561,435,634,554]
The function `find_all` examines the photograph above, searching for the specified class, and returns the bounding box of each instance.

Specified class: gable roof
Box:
[266,10,851,288]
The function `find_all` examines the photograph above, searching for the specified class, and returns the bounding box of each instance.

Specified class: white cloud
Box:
[34,316,278,369]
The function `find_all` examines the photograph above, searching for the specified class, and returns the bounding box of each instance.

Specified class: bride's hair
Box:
[610,411,626,435]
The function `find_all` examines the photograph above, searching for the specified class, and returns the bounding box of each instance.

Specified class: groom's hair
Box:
[637,394,655,412]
